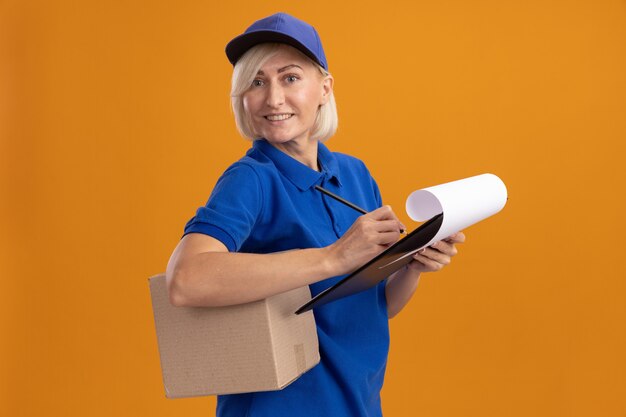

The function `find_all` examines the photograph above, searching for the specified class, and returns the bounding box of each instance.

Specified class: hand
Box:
[328,205,405,275]
[406,232,466,273]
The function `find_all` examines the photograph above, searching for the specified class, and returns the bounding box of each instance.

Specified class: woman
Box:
[166,12,465,417]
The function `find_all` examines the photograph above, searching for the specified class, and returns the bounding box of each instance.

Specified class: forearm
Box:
[167,206,408,308]
[169,247,336,307]
[385,266,422,318]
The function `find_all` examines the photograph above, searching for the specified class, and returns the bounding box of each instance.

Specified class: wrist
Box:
[318,244,342,277]
[396,264,422,280]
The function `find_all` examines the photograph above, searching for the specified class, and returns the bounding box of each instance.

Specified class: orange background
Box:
[1,1,625,416]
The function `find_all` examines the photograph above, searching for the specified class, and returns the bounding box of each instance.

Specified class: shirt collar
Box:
[253,139,342,191]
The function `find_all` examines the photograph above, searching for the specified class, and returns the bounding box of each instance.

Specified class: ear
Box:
[320,75,334,105]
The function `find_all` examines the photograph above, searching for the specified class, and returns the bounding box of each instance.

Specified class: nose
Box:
[265,82,285,108]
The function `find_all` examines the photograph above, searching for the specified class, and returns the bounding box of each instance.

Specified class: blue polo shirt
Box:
[183,138,389,417]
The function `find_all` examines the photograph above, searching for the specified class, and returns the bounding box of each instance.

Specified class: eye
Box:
[285,75,299,83]
[251,79,264,87]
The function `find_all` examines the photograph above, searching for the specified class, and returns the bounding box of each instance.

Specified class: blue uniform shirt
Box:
[183,139,390,417]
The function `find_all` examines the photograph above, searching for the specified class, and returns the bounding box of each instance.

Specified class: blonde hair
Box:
[230,43,338,143]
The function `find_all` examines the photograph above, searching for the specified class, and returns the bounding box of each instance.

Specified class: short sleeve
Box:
[182,163,263,252]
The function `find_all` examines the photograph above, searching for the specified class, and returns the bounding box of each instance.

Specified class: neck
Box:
[268,137,320,171]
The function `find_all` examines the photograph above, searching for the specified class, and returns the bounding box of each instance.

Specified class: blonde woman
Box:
[166,12,465,417]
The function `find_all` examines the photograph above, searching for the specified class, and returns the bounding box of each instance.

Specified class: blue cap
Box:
[225,12,328,70]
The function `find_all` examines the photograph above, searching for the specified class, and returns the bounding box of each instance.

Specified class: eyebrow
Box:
[257,64,303,76]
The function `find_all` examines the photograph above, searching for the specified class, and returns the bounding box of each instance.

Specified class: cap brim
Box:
[225,30,324,69]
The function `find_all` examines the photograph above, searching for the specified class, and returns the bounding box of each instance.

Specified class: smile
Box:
[264,113,294,121]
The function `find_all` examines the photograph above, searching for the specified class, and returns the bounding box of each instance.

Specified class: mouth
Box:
[264,113,294,121]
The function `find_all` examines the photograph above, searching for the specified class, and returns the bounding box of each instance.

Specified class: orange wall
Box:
[1,1,625,416]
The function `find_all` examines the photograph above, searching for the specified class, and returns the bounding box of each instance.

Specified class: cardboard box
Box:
[148,273,320,398]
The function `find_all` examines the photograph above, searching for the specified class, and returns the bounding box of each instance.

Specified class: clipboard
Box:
[295,213,443,314]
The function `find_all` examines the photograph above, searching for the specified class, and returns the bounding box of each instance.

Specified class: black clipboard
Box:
[295,213,444,314]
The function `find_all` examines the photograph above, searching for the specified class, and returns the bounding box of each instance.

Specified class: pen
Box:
[314,185,407,235]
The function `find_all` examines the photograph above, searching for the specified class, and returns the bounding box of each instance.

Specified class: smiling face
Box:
[242,44,333,146]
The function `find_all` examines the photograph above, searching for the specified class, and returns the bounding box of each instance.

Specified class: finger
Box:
[375,230,402,246]
[444,232,466,244]
[430,240,458,257]
[417,247,451,265]
[368,205,404,228]
[411,252,445,272]
[370,219,406,234]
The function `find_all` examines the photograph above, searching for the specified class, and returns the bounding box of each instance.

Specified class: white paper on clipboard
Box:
[378,173,508,269]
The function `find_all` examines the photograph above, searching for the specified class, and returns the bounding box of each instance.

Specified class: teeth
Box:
[266,114,293,121]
